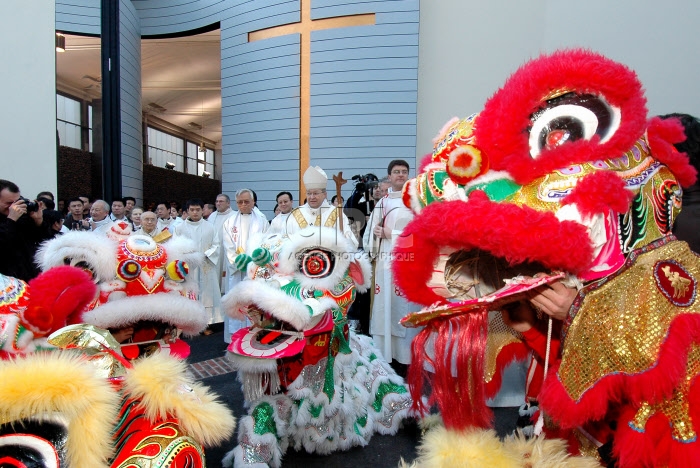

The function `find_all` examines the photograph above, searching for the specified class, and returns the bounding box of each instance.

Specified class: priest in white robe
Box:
[208,193,236,290]
[222,188,269,342]
[155,202,174,233]
[283,166,358,249]
[174,199,222,328]
[269,190,295,233]
[133,211,172,243]
[363,160,421,368]
[89,200,115,236]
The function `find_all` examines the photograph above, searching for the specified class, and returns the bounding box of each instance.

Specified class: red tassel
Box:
[407,309,492,430]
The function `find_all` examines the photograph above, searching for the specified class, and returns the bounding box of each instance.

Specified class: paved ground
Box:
[183,323,519,467]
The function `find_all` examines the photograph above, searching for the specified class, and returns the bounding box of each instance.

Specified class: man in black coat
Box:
[0,179,51,281]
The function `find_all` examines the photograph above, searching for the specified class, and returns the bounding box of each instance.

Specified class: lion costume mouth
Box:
[224,280,338,360]
[401,244,566,327]
[393,192,595,309]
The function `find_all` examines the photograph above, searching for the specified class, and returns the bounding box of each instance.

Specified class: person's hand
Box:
[112,326,134,343]
[373,224,391,239]
[501,301,536,333]
[526,278,578,321]
[7,198,26,221]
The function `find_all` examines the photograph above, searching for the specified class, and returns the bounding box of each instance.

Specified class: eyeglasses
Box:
[391,169,409,175]
[307,191,325,197]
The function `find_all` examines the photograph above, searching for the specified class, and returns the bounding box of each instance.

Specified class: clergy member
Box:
[174,199,222,333]
[283,166,358,248]
[208,194,235,290]
[155,201,173,233]
[134,210,171,243]
[222,188,269,342]
[362,159,420,375]
[89,200,115,235]
[269,191,294,233]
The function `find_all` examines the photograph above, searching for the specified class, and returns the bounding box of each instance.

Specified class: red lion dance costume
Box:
[0,232,235,467]
[394,49,700,467]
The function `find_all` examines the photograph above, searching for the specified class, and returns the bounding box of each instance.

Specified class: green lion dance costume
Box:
[221,227,415,467]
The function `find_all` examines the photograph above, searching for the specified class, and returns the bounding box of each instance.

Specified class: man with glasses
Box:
[222,188,270,341]
[283,166,358,248]
[363,159,418,375]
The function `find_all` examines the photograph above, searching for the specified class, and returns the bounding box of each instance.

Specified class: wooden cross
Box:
[248,0,376,202]
[332,172,347,231]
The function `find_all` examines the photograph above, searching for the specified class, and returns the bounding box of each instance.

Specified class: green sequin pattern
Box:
[372,382,408,412]
[309,403,323,419]
[252,402,277,437]
[353,415,368,435]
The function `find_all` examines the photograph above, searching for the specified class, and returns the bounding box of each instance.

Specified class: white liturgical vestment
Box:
[174,219,222,324]
[283,201,358,249]
[221,211,269,342]
[363,190,421,364]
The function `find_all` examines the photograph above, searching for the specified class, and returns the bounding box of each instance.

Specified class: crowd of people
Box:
[0,158,418,373]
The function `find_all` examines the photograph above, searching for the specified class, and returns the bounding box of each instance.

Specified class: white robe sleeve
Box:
[204,224,220,267]
[222,217,238,269]
[363,199,383,258]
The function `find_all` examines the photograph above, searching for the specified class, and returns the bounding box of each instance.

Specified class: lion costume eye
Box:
[299,249,334,278]
[528,93,621,158]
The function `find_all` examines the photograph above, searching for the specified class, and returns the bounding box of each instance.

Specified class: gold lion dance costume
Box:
[0,231,235,467]
[393,49,700,467]
[221,227,415,467]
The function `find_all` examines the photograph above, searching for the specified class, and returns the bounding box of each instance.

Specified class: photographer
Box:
[0,179,51,281]
[344,173,379,247]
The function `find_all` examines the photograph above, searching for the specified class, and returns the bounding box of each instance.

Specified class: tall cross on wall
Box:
[248,0,376,201]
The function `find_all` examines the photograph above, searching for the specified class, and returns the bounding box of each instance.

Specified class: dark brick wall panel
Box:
[142,164,221,210]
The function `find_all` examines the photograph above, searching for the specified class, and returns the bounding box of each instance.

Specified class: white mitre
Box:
[303,165,328,190]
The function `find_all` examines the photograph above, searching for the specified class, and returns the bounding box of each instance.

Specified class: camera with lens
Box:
[18,196,39,213]
[351,173,378,193]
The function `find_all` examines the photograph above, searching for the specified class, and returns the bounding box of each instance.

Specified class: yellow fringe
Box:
[0,352,120,468]
[399,425,601,468]
[121,352,236,446]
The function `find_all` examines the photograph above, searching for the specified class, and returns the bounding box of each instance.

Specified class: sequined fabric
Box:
[560,239,700,401]
[484,312,523,383]
[628,345,700,443]
[252,402,277,437]
[241,433,274,465]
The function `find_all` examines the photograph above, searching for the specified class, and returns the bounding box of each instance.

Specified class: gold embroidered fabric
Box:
[629,345,700,443]
[323,208,339,228]
[484,312,523,383]
[292,209,309,229]
[559,240,700,401]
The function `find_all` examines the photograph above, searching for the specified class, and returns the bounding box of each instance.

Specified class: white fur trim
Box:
[227,353,279,373]
[81,293,207,335]
[406,178,424,214]
[231,413,284,468]
[162,236,204,272]
[223,281,313,331]
[304,297,338,318]
[36,232,117,281]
